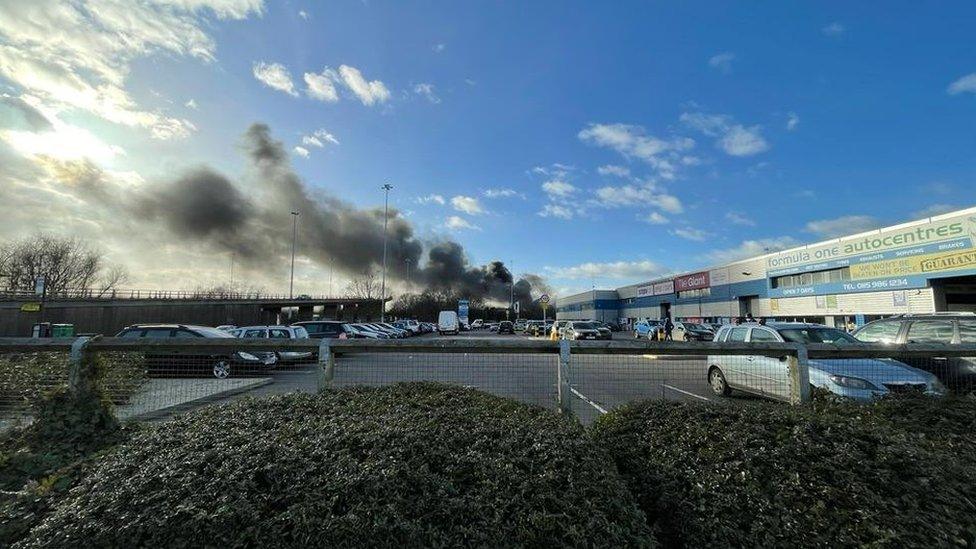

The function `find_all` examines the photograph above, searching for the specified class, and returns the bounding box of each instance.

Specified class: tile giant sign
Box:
[767,213,976,298]
[674,271,709,292]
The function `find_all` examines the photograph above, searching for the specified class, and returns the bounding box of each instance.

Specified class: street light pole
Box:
[380,183,393,322]
[289,211,299,299]
[509,260,515,320]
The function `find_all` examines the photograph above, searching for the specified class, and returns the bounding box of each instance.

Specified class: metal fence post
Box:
[318,339,335,391]
[558,339,571,415]
[68,335,96,395]
[788,344,811,405]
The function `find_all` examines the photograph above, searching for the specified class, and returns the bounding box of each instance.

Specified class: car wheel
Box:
[647,331,655,341]
[708,366,731,396]
[213,360,231,379]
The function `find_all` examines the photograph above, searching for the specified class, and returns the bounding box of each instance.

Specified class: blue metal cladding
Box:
[556,299,619,313]
[617,278,769,313]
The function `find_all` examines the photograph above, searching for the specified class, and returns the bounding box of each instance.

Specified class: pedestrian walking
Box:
[664,316,674,341]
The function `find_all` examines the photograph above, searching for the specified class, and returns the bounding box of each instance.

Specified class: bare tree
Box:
[193,281,267,299]
[345,271,382,300]
[0,234,124,295]
[95,265,129,297]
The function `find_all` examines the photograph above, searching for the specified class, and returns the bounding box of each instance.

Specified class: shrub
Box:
[0,352,146,409]
[592,397,976,548]
[18,383,655,548]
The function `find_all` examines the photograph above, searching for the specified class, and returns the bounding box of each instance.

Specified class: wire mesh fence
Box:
[1,337,974,429]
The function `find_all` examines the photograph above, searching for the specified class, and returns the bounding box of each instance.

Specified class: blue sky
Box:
[1,1,975,296]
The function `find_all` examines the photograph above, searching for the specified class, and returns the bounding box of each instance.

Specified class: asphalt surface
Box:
[222,330,730,424]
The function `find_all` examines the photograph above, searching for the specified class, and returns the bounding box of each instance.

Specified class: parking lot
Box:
[234,328,723,424]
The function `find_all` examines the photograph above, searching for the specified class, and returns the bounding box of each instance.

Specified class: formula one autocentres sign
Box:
[674,271,710,292]
[766,213,976,297]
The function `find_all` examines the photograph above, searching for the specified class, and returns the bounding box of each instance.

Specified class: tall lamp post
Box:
[289,211,300,299]
[380,183,393,322]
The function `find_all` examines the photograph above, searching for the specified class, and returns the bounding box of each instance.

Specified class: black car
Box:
[679,322,715,341]
[292,320,356,339]
[498,321,515,334]
[853,313,976,390]
[116,324,277,379]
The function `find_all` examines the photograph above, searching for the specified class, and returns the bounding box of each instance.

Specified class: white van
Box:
[438,310,459,335]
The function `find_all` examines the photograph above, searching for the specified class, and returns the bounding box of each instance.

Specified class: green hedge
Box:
[592,396,976,548]
[0,352,147,408]
[17,383,656,548]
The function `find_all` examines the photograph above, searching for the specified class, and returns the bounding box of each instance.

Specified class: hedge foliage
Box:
[0,352,147,408]
[592,395,976,548]
[18,383,656,548]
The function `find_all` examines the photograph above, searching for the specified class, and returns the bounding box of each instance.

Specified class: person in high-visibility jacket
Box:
[550,322,559,340]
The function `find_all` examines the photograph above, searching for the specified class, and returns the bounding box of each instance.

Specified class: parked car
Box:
[471,319,484,329]
[392,319,420,335]
[599,321,622,332]
[488,323,499,332]
[347,324,389,339]
[438,310,460,335]
[115,324,277,379]
[853,313,976,389]
[551,320,572,338]
[564,321,612,340]
[675,322,715,341]
[514,319,528,332]
[707,323,945,402]
[634,319,664,340]
[234,325,313,363]
[497,321,515,334]
[525,320,546,336]
[292,320,355,339]
[215,325,237,332]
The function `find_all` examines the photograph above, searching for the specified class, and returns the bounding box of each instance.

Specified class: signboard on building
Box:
[766,212,976,298]
[893,290,907,307]
[458,299,469,325]
[708,268,730,287]
[674,271,709,292]
[653,280,674,295]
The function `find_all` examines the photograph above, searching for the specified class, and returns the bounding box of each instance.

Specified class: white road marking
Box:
[569,386,608,414]
[661,384,711,402]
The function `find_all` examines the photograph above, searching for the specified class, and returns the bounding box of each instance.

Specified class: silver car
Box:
[235,325,313,362]
[707,322,945,402]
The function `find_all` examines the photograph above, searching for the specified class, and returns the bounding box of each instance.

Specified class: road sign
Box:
[540,293,550,303]
[458,299,469,325]
[34,275,45,296]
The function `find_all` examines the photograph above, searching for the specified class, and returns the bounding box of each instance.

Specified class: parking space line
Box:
[661,384,711,402]
[568,386,608,414]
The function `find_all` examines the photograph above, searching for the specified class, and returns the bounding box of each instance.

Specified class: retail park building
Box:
[556,207,976,328]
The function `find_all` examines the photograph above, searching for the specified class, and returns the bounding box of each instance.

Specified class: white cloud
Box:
[253,61,298,96]
[705,237,801,264]
[413,83,440,104]
[947,73,976,95]
[547,260,669,281]
[293,146,309,158]
[0,0,234,139]
[725,211,755,226]
[642,212,668,225]
[450,195,485,215]
[445,215,479,231]
[301,128,339,149]
[433,43,446,53]
[680,111,769,157]
[708,52,735,73]
[416,194,445,205]
[912,204,958,219]
[578,123,694,177]
[593,184,683,214]
[304,69,340,102]
[720,125,769,156]
[538,204,573,219]
[184,98,198,110]
[671,227,709,241]
[597,164,631,178]
[483,188,523,199]
[298,9,309,20]
[337,64,390,106]
[822,22,845,37]
[786,112,799,131]
[542,179,576,198]
[805,215,880,238]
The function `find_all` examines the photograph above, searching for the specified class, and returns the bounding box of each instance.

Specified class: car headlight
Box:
[828,374,879,391]
[930,379,948,394]
[237,351,259,362]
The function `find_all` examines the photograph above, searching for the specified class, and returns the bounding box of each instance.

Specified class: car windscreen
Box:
[684,323,709,331]
[778,328,860,344]
[573,322,599,329]
[195,327,235,338]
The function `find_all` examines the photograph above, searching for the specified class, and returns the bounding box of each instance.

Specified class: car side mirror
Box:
[779,355,789,362]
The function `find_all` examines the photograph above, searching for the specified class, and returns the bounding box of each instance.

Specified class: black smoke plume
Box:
[137,123,540,302]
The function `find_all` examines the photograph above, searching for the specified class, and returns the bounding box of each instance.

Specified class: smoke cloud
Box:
[131,123,540,302]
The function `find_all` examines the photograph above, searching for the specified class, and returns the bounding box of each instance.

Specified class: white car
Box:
[707,322,945,402]
[234,325,312,362]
